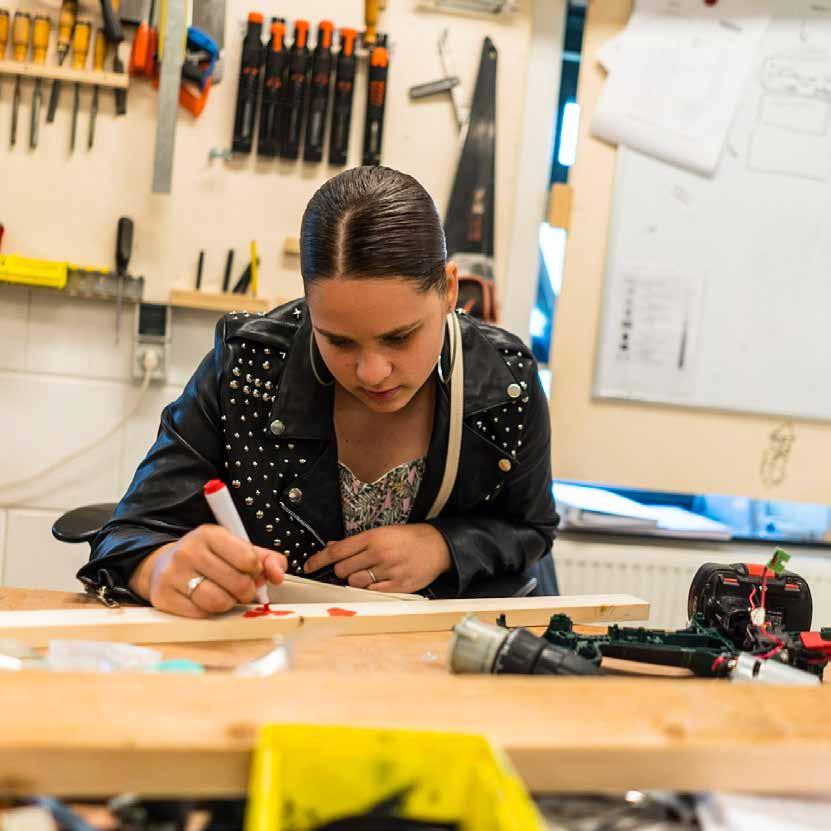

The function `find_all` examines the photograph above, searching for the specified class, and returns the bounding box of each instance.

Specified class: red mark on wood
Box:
[243,604,295,618]
[327,607,357,617]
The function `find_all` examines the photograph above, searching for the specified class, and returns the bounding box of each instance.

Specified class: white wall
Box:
[0,286,221,588]
[0,1,556,591]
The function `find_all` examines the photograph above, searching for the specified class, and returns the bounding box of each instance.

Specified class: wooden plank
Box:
[0,671,829,796]
[168,289,276,314]
[0,594,648,647]
[0,60,129,89]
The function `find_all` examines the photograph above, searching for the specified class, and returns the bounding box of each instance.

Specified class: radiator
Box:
[553,537,831,630]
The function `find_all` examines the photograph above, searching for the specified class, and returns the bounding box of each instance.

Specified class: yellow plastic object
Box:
[245,725,545,831]
[0,254,68,289]
[250,240,258,297]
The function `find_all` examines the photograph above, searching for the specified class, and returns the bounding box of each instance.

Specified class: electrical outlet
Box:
[133,303,171,383]
[134,343,167,382]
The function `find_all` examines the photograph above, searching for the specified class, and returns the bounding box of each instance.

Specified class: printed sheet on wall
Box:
[592,0,831,421]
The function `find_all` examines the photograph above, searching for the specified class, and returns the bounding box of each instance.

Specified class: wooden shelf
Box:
[0,60,129,89]
[169,289,276,314]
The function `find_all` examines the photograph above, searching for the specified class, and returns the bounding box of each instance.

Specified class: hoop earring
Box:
[309,330,334,387]
[437,313,457,385]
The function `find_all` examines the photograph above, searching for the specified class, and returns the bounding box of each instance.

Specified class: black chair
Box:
[52,504,544,598]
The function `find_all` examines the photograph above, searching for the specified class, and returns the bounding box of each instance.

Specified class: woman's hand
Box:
[129,525,287,618]
[303,524,452,594]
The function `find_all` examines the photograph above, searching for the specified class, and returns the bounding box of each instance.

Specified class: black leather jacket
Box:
[78,300,559,601]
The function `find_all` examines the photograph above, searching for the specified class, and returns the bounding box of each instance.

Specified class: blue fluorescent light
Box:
[558,101,580,167]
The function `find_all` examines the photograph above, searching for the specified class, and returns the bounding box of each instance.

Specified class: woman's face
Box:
[306,263,459,413]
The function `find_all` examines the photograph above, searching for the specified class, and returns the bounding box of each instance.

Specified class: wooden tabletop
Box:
[1,587,829,798]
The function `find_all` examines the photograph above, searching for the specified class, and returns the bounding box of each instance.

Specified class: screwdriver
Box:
[110,0,126,115]
[88,29,108,149]
[0,10,9,98]
[10,12,32,148]
[69,20,91,153]
[46,0,77,123]
[114,217,133,342]
[29,16,52,149]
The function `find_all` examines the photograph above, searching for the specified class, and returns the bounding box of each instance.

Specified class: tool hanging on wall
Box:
[28,15,51,149]
[10,12,32,148]
[0,10,9,100]
[110,0,127,115]
[257,19,286,157]
[180,27,219,116]
[362,33,388,166]
[87,28,109,149]
[46,0,77,123]
[151,0,186,193]
[328,27,357,166]
[69,19,91,152]
[191,0,226,84]
[443,37,498,322]
[302,20,333,163]
[278,19,310,160]
[114,216,133,341]
[231,12,264,154]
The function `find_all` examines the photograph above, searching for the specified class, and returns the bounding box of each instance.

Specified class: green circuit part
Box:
[544,614,737,677]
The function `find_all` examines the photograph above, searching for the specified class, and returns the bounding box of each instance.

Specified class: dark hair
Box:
[300,166,447,293]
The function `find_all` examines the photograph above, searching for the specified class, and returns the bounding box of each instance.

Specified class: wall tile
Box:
[118,383,183,495]
[168,308,218,387]
[0,372,125,510]
[25,292,134,381]
[3,509,89,592]
[0,285,30,370]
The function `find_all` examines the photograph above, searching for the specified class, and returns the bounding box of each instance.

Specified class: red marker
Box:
[204,479,270,606]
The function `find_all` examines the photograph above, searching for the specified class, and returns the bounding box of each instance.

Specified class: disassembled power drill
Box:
[450,549,831,684]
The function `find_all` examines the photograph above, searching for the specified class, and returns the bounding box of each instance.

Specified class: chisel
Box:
[29,15,51,149]
[46,0,77,123]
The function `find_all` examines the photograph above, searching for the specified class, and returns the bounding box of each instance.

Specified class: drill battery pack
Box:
[688,562,813,646]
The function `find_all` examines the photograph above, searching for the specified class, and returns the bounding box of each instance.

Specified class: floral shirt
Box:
[339,457,426,535]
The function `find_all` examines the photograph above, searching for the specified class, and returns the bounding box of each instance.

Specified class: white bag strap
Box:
[427,312,464,519]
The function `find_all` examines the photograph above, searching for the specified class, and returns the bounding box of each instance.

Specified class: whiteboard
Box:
[594,1,831,422]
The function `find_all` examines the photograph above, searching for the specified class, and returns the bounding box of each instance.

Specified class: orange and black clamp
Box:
[328,27,357,166]
[362,33,388,166]
[302,20,334,163]
[231,12,265,154]
[277,19,310,160]
[257,19,286,157]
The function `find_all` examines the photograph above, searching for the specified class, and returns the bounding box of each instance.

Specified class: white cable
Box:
[0,351,158,501]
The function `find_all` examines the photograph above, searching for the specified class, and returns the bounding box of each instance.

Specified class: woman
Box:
[78,167,559,617]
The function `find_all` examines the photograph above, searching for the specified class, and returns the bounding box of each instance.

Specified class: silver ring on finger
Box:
[366,568,377,584]
[186,575,206,598]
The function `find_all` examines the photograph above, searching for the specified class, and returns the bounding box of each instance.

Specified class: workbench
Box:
[0,587,829,798]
